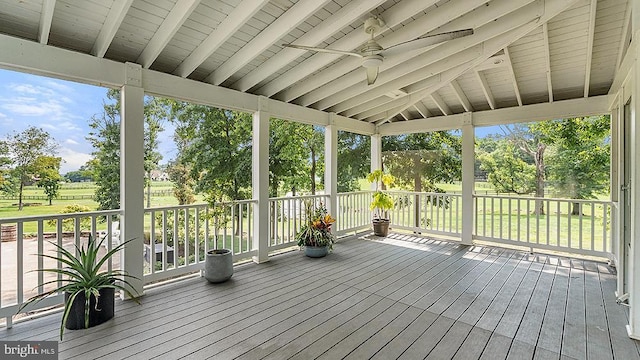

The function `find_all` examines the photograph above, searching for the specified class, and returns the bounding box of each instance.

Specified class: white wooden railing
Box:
[268,194,329,251]
[474,195,613,257]
[0,209,121,325]
[387,191,463,237]
[336,191,372,234]
[3,192,615,324]
[143,200,256,283]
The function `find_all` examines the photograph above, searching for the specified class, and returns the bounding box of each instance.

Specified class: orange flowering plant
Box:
[295,200,336,250]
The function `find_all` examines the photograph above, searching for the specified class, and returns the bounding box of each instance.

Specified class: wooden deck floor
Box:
[2,233,639,359]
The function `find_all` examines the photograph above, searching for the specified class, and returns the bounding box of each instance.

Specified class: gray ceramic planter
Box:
[204,249,233,283]
[304,245,329,258]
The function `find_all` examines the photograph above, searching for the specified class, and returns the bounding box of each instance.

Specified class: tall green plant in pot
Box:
[367,169,395,237]
[18,235,140,340]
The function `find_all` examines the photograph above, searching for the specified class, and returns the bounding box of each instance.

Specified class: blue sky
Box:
[0,68,501,174]
[0,69,176,174]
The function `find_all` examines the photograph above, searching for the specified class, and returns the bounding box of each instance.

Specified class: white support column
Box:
[324,117,338,217]
[610,96,620,268]
[120,62,145,298]
[461,112,475,245]
[626,1,640,338]
[252,107,270,263]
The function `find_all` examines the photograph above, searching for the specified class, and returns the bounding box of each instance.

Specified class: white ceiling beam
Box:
[38,0,56,45]
[400,111,411,121]
[287,0,494,106]
[174,0,269,78]
[91,0,133,58]
[430,92,451,115]
[503,46,522,106]
[255,0,440,98]
[374,0,582,124]
[230,0,385,92]
[137,0,200,69]
[583,0,597,97]
[475,70,496,110]
[450,80,473,112]
[205,0,332,86]
[542,22,553,102]
[0,33,374,136]
[378,96,610,136]
[413,103,432,118]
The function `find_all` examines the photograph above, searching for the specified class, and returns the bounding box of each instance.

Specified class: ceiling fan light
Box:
[362,55,383,68]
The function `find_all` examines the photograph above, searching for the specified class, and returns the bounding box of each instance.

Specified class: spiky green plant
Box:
[18,235,140,340]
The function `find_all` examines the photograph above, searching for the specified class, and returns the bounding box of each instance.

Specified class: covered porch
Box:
[1,0,640,356]
[2,234,638,359]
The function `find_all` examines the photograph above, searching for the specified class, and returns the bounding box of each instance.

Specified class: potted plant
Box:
[18,234,140,340]
[367,169,395,237]
[295,201,336,258]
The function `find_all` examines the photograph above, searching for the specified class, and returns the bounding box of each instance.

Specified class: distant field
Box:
[0,181,193,221]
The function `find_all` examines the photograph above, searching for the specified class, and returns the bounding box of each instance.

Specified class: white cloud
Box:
[57,147,92,174]
[65,138,79,145]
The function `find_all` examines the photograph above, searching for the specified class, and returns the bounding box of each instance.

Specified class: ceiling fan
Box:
[283,16,473,85]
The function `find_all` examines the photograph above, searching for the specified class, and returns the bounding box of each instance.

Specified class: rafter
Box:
[338,49,479,118]
[255,0,442,98]
[174,0,270,78]
[230,0,385,92]
[584,0,597,97]
[91,0,133,58]
[330,2,544,116]
[450,80,473,112]
[542,22,553,102]
[137,0,200,69]
[288,0,527,106]
[475,70,496,110]
[503,46,522,106]
[413,103,432,118]
[205,0,332,86]
[399,111,411,121]
[372,0,581,124]
[38,0,56,45]
[430,92,451,115]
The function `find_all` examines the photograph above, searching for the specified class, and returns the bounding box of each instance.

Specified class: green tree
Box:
[167,160,196,205]
[269,119,308,196]
[87,89,167,210]
[337,131,370,192]
[144,101,165,207]
[544,116,610,214]
[477,139,536,194]
[169,102,252,202]
[87,92,120,211]
[1,126,58,210]
[383,131,462,192]
[35,156,63,205]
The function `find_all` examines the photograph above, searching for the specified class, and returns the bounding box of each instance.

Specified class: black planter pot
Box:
[64,287,115,330]
[372,219,390,237]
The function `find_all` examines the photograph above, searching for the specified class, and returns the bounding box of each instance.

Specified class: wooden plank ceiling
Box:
[0,0,632,125]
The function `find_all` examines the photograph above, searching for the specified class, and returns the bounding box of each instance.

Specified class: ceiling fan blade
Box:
[282,44,363,58]
[381,29,474,57]
[366,66,379,85]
